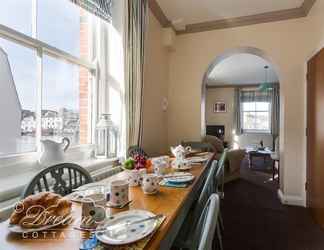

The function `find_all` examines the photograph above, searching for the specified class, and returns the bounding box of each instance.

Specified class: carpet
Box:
[222,160,324,250]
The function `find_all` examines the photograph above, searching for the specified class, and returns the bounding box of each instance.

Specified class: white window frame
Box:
[241,101,272,134]
[0,1,99,160]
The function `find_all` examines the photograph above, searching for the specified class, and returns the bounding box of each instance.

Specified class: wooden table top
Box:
[0,160,210,250]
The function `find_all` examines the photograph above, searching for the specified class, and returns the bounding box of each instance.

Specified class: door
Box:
[307,47,324,227]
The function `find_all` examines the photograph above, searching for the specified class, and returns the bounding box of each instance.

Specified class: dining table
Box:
[0,153,213,250]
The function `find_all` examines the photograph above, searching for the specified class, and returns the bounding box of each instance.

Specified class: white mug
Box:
[138,168,147,185]
[153,162,168,176]
[110,180,129,206]
[127,170,141,186]
[141,174,159,194]
[81,195,106,229]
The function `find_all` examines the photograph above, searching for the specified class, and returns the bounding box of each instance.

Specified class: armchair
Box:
[202,135,245,183]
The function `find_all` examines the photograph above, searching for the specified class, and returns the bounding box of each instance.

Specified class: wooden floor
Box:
[222,157,324,250]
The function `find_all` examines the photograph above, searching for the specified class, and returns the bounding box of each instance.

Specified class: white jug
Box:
[38,138,70,167]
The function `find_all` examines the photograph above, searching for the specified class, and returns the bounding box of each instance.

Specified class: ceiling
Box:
[150,0,316,33]
[207,53,279,86]
[157,0,303,29]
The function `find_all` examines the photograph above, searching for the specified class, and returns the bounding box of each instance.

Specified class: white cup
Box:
[141,174,159,194]
[127,169,141,186]
[110,180,129,206]
[138,168,147,184]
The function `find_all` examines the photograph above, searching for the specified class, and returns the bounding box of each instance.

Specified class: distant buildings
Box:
[21,108,80,138]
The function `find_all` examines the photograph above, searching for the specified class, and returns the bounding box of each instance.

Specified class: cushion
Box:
[203,135,224,153]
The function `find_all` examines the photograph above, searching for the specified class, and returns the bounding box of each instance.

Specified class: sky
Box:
[0,0,82,111]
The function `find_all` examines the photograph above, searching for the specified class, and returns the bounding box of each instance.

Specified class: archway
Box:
[201,46,283,188]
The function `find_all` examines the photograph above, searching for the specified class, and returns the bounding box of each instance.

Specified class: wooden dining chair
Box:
[191,193,220,250]
[22,163,93,198]
[174,160,223,250]
[127,145,148,158]
[214,149,228,234]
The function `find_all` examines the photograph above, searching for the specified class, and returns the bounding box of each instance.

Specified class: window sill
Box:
[242,131,272,135]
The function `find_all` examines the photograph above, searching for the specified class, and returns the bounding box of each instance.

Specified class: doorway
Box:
[201,47,281,188]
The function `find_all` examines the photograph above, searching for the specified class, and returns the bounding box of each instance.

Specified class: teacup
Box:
[81,194,106,229]
[153,162,168,176]
[127,170,141,186]
[138,168,147,184]
[141,174,159,194]
[110,180,129,206]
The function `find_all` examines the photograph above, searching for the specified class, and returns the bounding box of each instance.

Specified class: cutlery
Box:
[106,200,133,209]
[96,214,164,233]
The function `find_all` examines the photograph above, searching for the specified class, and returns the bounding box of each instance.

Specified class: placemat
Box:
[94,216,166,250]
[159,179,191,188]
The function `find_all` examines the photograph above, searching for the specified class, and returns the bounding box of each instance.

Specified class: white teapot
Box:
[38,138,70,167]
[170,145,191,161]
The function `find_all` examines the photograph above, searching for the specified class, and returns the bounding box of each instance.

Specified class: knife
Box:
[96,214,164,232]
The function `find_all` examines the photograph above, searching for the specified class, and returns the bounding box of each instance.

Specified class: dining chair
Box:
[181,141,215,152]
[191,193,220,250]
[174,160,223,250]
[127,145,148,158]
[215,149,228,199]
[22,163,93,198]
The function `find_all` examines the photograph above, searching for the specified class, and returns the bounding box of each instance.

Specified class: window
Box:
[0,0,99,157]
[240,90,272,133]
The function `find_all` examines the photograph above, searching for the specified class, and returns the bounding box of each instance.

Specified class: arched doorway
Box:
[201,46,283,187]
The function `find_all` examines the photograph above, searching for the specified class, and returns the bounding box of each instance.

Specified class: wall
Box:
[142,11,169,156]
[206,87,234,142]
[206,87,274,149]
[167,0,324,206]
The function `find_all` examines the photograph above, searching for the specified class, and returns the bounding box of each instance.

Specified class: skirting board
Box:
[277,189,306,207]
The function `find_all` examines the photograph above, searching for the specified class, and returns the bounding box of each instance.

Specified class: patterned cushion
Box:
[203,135,224,153]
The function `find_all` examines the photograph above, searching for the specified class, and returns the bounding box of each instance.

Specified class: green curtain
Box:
[70,0,112,22]
[125,0,148,148]
[271,84,280,137]
[233,88,242,135]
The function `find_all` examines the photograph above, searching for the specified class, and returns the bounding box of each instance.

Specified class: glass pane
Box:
[37,0,91,59]
[255,112,270,130]
[42,55,91,146]
[0,38,37,155]
[242,112,256,130]
[0,0,32,36]
[256,102,270,111]
[242,102,255,112]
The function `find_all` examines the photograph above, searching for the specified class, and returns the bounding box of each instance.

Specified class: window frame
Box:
[241,101,272,134]
[0,2,99,159]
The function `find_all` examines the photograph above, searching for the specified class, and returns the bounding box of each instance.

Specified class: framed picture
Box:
[214,102,227,113]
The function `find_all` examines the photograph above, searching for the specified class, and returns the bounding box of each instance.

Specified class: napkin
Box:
[159,179,190,188]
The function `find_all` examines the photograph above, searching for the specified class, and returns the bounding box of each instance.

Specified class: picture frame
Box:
[213,102,227,113]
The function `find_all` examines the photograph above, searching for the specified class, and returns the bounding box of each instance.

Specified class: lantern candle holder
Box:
[95,114,118,159]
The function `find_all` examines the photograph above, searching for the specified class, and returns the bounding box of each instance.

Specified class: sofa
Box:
[202,135,246,183]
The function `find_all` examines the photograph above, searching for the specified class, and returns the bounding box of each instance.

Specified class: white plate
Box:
[164,173,195,184]
[187,156,210,163]
[7,213,73,233]
[96,210,157,245]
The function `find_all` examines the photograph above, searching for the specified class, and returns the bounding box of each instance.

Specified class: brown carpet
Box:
[222,157,324,250]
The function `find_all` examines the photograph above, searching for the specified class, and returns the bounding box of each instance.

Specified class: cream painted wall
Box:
[142,11,169,156]
[206,88,234,142]
[167,0,324,206]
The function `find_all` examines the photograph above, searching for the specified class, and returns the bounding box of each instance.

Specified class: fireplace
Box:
[206,125,225,140]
